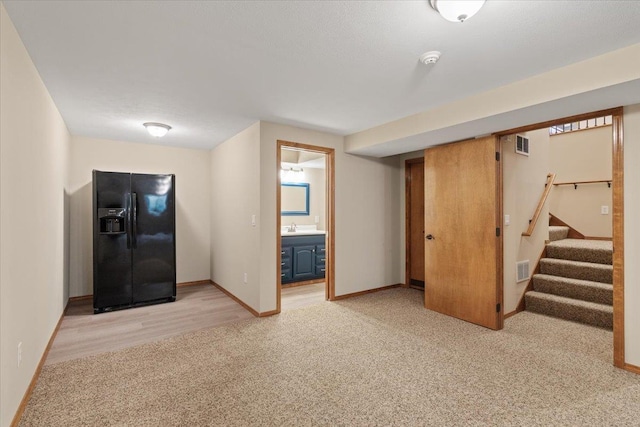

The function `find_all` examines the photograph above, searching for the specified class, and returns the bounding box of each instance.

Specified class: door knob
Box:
[426,234,435,240]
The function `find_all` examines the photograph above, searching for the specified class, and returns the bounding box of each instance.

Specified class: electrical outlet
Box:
[17,342,22,367]
[601,206,609,215]
[243,273,248,284]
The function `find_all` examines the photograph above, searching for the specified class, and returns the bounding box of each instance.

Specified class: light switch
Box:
[251,214,256,226]
[601,206,609,215]
[315,215,319,224]
[504,214,510,226]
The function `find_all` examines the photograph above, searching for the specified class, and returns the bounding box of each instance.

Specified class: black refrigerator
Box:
[93,170,176,314]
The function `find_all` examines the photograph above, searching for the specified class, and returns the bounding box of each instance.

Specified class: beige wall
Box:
[548,126,612,238]
[502,129,550,313]
[0,5,71,425]
[212,121,401,314]
[624,104,640,366]
[69,136,211,297]
[210,122,261,311]
[260,122,403,312]
[280,166,326,230]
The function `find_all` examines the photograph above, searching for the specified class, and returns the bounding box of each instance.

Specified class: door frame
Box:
[276,140,336,312]
[405,157,424,289]
[495,106,624,368]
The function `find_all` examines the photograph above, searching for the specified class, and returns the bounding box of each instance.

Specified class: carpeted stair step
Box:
[540,258,612,284]
[525,291,612,329]
[532,274,612,305]
[546,239,612,265]
[549,226,569,242]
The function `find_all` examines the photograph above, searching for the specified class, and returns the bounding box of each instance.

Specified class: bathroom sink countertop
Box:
[281,230,326,236]
[281,225,325,236]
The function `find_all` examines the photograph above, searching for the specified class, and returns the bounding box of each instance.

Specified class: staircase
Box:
[525,225,613,329]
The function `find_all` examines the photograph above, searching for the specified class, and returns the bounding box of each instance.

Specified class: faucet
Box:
[288,222,297,232]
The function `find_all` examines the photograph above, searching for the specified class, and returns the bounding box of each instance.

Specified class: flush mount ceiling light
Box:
[430,0,486,23]
[143,122,172,137]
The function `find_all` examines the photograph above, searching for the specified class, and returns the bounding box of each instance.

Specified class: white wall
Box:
[210,122,262,311]
[0,5,70,426]
[502,129,550,313]
[260,122,403,312]
[548,125,612,238]
[69,136,211,297]
[624,104,640,366]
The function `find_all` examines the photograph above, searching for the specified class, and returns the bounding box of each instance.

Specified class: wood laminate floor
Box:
[46,282,326,365]
[281,282,326,312]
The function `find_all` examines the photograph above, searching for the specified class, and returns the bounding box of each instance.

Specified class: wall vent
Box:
[516,260,530,283]
[515,135,529,156]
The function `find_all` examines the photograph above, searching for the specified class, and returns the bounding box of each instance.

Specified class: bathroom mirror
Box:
[281,182,309,215]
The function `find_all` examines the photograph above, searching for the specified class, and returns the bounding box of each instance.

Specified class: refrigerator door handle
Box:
[126,193,131,249]
[132,192,138,248]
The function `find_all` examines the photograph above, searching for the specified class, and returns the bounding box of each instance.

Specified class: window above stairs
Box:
[549,115,612,135]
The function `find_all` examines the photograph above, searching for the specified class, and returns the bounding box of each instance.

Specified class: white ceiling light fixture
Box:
[430,0,486,23]
[143,122,172,137]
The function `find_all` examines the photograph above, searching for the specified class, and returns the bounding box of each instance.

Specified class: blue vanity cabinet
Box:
[292,245,316,281]
[281,234,326,284]
[315,244,326,276]
[280,247,293,282]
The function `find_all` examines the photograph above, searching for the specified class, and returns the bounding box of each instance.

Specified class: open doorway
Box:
[498,107,624,367]
[403,107,624,366]
[276,140,335,313]
[405,158,425,291]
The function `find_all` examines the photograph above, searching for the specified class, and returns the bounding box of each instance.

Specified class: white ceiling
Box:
[282,148,326,169]
[4,1,640,154]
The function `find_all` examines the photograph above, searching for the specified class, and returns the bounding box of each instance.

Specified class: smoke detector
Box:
[419,51,441,65]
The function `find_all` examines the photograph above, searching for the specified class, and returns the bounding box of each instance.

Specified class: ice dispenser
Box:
[98,208,126,234]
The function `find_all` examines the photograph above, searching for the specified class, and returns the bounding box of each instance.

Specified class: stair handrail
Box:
[522,173,556,237]
[553,179,611,189]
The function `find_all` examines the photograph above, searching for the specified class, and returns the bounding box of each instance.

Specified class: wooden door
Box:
[406,158,425,288]
[424,136,502,330]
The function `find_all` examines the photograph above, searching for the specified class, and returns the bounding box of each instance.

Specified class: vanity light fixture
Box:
[280,167,305,182]
[430,0,486,23]
[143,122,172,137]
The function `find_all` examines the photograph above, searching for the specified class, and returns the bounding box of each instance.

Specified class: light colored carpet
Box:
[525,290,613,329]
[20,288,640,426]
[529,238,613,329]
[532,274,612,305]
[549,225,569,242]
[546,239,613,265]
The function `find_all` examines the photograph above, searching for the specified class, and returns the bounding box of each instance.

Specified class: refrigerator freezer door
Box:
[130,174,176,304]
[93,171,132,311]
